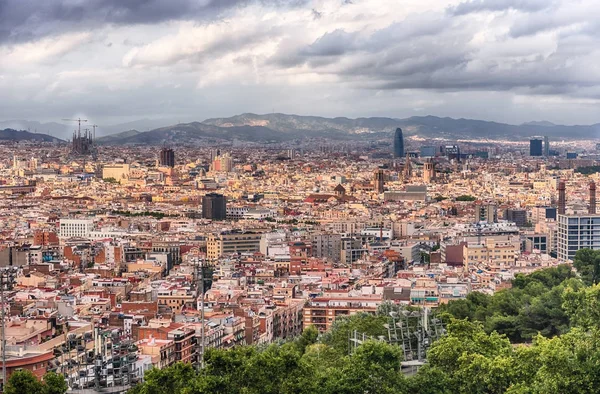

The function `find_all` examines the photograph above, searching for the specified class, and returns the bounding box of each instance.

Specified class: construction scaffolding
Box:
[348,307,446,374]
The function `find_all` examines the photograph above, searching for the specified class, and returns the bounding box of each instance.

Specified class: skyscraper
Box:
[544,136,550,157]
[530,139,543,156]
[159,147,175,167]
[202,193,227,220]
[393,128,404,158]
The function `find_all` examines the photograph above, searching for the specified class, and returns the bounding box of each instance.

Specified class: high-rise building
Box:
[475,203,498,223]
[202,193,227,220]
[557,183,600,261]
[544,136,550,157]
[530,139,543,156]
[557,214,600,261]
[374,169,385,193]
[506,209,527,227]
[444,145,461,162]
[420,146,436,158]
[311,233,342,263]
[393,128,404,158]
[159,147,175,167]
[212,153,233,172]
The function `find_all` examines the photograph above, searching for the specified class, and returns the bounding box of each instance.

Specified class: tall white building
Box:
[557,214,600,261]
[59,218,94,238]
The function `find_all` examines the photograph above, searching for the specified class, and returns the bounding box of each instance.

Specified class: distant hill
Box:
[203,113,401,134]
[96,129,142,143]
[0,128,63,142]
[203,113,600,140]
[522,121,557,127]
[0,120,68,139]
[7,113,600,145]
[95,122,299,145]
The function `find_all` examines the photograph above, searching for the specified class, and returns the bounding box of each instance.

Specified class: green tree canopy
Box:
[573,249,600,286]
[5,370,44,394]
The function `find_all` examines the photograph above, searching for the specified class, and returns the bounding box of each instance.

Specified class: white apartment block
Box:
[557,214,600,262]
[59,218,94,238]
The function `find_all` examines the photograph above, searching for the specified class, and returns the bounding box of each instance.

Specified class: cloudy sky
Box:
[1,0,600,126]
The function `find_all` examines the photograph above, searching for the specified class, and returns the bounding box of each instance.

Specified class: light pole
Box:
[194,256,206,372]
[1,266,18,391]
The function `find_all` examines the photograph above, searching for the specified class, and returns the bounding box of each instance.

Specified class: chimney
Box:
[590,181,597,214]
[558,180,566,215]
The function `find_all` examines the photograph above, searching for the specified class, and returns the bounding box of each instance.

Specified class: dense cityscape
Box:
[4,0,600,392]
[0,120,598,392]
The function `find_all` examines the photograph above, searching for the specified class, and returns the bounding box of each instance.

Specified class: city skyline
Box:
[2,0,600,126]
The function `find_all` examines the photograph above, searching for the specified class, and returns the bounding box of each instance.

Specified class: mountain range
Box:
[0,128,62,143]
[3,114,600,144]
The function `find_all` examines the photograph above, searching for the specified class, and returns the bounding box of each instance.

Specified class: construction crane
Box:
[62,118,88,137]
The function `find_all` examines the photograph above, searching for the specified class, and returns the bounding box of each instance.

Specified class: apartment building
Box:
[557,214,600,261]
[462,237,519,268]
[304,296,380,332]
[311,233,342,262]
[59,218,94,238]
[206,230,263,260]
[102,163,131,181]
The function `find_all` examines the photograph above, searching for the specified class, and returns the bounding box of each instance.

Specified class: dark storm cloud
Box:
[0,0,306,44]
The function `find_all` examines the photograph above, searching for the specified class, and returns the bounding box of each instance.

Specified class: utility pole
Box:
[0,267,16,391]
[1,272,5,391]
[200,258,205,370]
[194,256,206,372]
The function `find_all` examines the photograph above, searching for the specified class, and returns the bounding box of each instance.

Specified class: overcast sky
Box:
[1,0,600,126]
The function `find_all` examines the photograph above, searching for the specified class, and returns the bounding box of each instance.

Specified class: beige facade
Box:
[463,237,519,268]
[207,231,263,260]
[102,164,131,181]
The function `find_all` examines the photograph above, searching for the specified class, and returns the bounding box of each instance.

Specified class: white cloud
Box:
[0,32,91,67]
[1,0,600,125]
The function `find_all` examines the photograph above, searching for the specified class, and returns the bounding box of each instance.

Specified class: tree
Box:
[563,282,600,330]
[4,370,44,394]
[131,362,196,394]
[573,249,600,286]
[324,341,407,394]
[43,372,68,394]
[523,329,600,393]
[440,266,576,342]
[455,195,476,201]
[294,325,318,354]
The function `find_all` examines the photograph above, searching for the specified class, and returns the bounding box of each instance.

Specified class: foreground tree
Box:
[43,372,68,394]
[4,370,44,394]
[573,249,600,286]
